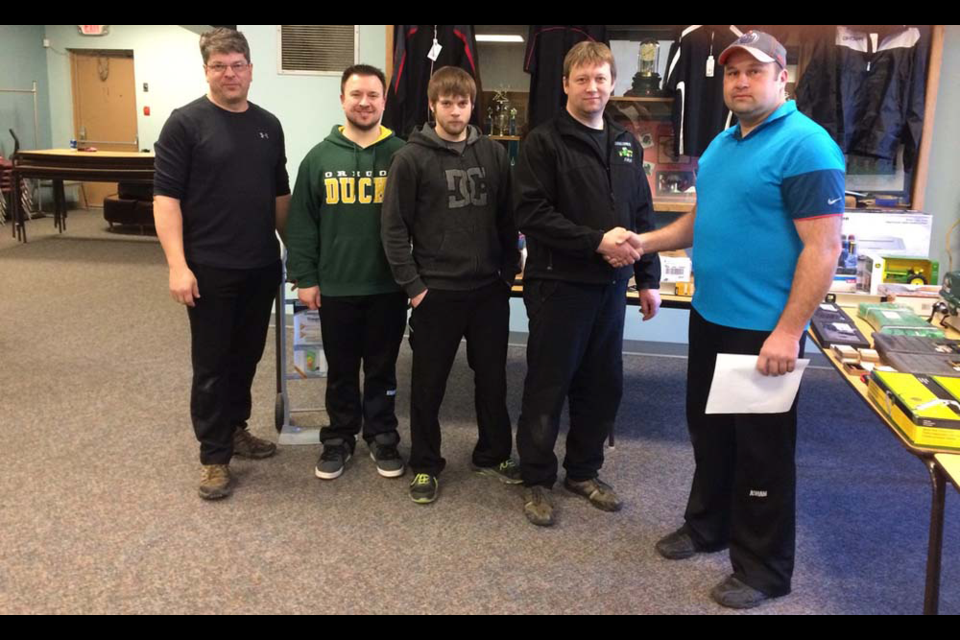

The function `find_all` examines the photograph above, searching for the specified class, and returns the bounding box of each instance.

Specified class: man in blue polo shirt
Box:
[637,31,844,609]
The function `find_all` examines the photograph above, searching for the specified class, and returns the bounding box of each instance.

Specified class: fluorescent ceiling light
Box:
[476,35,524,43]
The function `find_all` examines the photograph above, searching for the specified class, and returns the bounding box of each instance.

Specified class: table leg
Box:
[923,459,947,615]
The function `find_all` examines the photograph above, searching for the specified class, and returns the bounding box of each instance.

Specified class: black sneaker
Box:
[655,525,724,560]
[369,439,405,478]
[409,473,438,504]
[710,575,777,610]
[315,439,352,480]
[472,458,522,484]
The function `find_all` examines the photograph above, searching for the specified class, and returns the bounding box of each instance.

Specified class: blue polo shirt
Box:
[692,100,845,332]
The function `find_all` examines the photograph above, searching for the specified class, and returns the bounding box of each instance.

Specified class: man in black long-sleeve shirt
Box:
[514,42,661,527]
[154,28,291,500]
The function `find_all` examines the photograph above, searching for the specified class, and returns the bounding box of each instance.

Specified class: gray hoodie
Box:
[381,124,520,298]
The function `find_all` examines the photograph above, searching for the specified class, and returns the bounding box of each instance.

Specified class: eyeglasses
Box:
[205,62,250,75]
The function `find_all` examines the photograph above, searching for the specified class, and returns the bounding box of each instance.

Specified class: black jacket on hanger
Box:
[664,25,744,158]
[796,25,929,171]
[384,25,481,139]
[524,25,607,131]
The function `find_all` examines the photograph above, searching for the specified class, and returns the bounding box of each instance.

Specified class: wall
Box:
[239,24,388,173]
[43,24,388,169]
[44,25,207,151]
[924,25,960,280]
[0,25,52,155]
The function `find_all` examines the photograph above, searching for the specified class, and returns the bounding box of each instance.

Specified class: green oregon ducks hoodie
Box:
[286,125,405,296]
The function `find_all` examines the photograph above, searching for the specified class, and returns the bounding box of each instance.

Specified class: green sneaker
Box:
[472,458,522,484]
[409,473,439,504]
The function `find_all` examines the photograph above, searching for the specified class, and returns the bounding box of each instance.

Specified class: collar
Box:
[731,100,796,141]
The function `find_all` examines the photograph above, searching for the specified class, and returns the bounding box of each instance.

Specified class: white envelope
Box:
[705,354,810,415]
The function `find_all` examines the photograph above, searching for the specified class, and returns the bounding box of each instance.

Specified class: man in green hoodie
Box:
[286,64,407,481]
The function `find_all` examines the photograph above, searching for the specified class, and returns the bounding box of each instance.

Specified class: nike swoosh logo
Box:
[828,197,842,205]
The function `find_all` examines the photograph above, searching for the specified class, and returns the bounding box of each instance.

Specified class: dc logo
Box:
[740,32,759,45]
[259,132,270,140]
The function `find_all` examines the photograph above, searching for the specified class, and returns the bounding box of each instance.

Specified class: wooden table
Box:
[811,309,960,614]
[10,149,154,242]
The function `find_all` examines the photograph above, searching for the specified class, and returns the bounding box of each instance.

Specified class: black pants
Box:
[407,281,513,477]
[517,278,627,488]
[318,291,408,449]
[684,308,806,597]
[187,260,281,465]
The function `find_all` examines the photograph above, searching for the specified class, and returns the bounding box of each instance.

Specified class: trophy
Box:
[493,89,511,136]
[627,39,663,97]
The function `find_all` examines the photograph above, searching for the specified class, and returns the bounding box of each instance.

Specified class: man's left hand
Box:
[757,329,801,377]
[638,288,661,321]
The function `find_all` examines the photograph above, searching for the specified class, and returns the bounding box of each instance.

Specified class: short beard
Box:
[438,121,467,139]
[346,112,380,132]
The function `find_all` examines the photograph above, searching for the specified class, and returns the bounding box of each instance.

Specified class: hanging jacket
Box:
[383,25,482,139]
[796,25,929,171]
[524,25,607,131]
[664,25,744,158]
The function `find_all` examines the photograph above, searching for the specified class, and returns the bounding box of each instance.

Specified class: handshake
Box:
[597,227,645,268]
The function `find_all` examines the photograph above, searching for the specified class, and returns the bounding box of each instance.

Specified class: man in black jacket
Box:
[382,66,521,505]
[514,41,661,527]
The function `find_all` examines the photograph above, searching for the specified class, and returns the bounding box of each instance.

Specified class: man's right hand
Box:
[170,265,200,308]
[298,286,321,311]
[411,290,428,308]
[598,227,643,268]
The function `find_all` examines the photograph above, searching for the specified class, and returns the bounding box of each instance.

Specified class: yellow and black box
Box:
[868,370,960,452]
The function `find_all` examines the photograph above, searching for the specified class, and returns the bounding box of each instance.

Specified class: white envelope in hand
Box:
[705,354,809,415]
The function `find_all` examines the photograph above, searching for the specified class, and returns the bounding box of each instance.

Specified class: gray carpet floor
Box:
[0,210,957,614]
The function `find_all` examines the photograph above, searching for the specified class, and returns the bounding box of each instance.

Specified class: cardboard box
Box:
[841,210,932,257]
[878,283,943,317]
[294,309,322,345]
[868,370,960,452]
[659,255,692,283]
[294,347,327,378]
[857,253,886,295]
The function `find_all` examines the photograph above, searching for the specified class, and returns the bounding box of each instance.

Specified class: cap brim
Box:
[718,45,776,65]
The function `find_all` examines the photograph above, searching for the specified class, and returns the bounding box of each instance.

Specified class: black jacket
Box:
[381,124,520,298]
[796,25,929,171]
[514,110,660,287]
[524,25,607,131]
[383,25,481,139]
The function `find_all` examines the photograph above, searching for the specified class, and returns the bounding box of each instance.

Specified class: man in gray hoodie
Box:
[382,66,521,505]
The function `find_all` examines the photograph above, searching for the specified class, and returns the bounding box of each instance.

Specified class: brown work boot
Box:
[233,426,277,460]
[523,486,555,527]
[199,464,233,500]
[563,477,623,512]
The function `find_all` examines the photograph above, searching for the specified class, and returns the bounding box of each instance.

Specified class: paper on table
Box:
[705,354,810,415]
